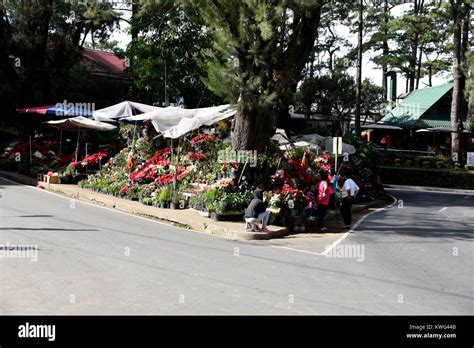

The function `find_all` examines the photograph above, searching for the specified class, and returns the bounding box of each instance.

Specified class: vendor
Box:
[244,188,270,232]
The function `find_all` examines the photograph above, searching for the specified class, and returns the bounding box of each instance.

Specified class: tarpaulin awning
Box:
[46,116,116,131]
[93,101,162,122]
[146,105,236,139]
[295,133,356,155]
[17,105,55,114]
[271,128,292,144]
[119,106,182,123]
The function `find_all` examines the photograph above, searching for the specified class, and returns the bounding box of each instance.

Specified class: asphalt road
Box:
[0,177,472,314]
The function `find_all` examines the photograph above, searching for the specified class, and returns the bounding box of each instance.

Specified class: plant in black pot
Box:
[170,191,181,209]
[158,186,170,209]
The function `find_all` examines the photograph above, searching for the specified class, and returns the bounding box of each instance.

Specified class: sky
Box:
[101,3,451,97]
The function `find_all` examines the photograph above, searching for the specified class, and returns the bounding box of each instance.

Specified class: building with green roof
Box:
[379,83,469,129]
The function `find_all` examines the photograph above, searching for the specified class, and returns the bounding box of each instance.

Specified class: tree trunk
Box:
[409,0,422,92]
[416,46,423,89]
[450,0,462,162]
[232,97,274,151]
[428,64,432,87]
[382,0,389,101]
[354,0,363,137]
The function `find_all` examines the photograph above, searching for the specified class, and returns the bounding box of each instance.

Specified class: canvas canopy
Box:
[46,116,116,131]
[147,105,236,139]
[271,128,292,144]
[119,106,182,123]
[93,101,161,122]
[295,133,356,155]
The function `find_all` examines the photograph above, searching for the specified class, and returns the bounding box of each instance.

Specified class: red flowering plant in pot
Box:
[189,133,215,155]
[313,154,332,173]
[129,148,171,184]
[67,150,109,173]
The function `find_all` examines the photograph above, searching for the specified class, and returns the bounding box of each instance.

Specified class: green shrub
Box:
[422,161,431,169]
[405,159,412,167]
[380,167,474,189]
[465,165,474,171]
[436,161,446,169]
[158,187,170,203]
[394,158,401,167]
[205,188,219,202]
[171,191,180,204]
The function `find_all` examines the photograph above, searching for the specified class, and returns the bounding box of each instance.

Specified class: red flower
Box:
[69,161,81,169]
[155,173,173,185]
[190,133,214,144]
[188,151,206,161]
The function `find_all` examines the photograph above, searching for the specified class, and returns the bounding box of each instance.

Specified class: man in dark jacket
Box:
[244,188,270,232]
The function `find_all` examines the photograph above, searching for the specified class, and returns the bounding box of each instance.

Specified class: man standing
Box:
[340,171,359,228]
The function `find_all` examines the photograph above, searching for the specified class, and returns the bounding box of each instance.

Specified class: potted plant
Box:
[170,191,181,209]
[158,186,170,208]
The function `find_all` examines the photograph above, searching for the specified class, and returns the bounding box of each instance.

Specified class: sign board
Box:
[333,137,343,155]
[467,152,474,166]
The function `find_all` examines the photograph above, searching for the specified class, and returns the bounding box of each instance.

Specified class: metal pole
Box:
[165,61,168,106]
[75,128,81,162]
[59,129,63,157]
[85,142,88,174]
[237,161,248,185]
[29,135,32,164]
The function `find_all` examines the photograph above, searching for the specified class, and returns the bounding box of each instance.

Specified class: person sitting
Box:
[244,188,270,232]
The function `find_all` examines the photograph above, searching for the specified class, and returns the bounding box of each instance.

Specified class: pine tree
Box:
[195,0,326,151]
[449,0,470,163]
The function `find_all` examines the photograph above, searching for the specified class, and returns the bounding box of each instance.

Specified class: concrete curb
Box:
[43,184,290,241]
[0,171,288,241]
[384,184,474,195]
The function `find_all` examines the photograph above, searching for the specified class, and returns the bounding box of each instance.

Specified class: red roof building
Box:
[81,48,127,77]
[79,48,131,107]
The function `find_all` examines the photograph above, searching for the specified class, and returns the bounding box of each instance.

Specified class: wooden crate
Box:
[44,175,60,184]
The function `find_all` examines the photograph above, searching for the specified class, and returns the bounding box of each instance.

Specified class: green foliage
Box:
[381,167,474,189]
[205,188,219,202]
[126,2,223,107]
[295,73,356,120]
[2,0,120,106]
[158,186,170,203]
[171,190,180,204]
[215,191,252,214]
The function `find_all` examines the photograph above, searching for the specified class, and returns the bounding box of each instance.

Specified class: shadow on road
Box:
[0,227,100,232]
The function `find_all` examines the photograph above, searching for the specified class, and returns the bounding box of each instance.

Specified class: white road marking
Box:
[438,207,448,212]
[271,246,324,255]
[465,196,471,199]
[272,194,398,257]
[321,194,397,256]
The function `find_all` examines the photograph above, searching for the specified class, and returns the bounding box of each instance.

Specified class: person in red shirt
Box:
[317,172,330,231]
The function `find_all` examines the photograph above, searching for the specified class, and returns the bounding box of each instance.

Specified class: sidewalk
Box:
[0,170,391,241]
